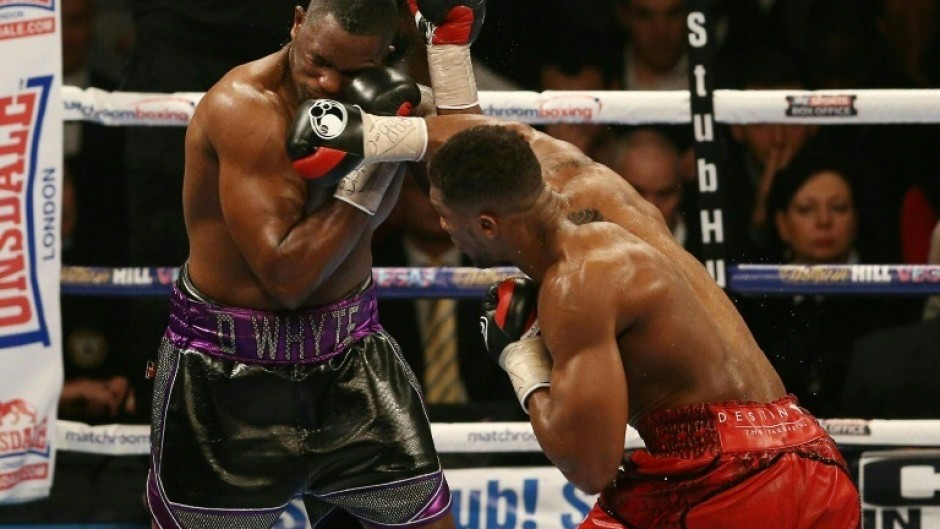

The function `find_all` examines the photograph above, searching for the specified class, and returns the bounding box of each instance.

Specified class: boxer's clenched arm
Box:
[526,258,637,495]
[203,89,374,309]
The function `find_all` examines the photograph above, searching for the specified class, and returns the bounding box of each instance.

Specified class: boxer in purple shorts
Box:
[147,268,450,528]
[148,0,465,527]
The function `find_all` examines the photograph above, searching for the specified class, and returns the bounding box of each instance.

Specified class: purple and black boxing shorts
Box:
[147,276,451,529]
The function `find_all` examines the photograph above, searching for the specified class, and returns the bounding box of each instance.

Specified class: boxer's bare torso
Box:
[183,40,398,310]
[524,130,785,425]
[425,114,785,425]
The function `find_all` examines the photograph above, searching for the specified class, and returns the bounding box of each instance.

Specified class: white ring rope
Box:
[62,85,940,126]
[55,418,940,457]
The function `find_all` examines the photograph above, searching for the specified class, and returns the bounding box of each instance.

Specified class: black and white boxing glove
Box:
[328,67,422,214]
[287,67,423,183]
[287,99,367,185]
[408,0,485,109]
[480,277,551,413]
[286,101,427,207]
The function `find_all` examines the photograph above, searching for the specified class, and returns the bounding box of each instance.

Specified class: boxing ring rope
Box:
[60,264,940,297]
[52,418,940,458]
[62,85,940,125]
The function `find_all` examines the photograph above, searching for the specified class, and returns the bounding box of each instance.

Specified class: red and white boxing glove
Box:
[480,277,551,413]
[408,0,485,109]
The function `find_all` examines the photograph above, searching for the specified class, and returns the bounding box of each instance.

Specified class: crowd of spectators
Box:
[60,0,940,430]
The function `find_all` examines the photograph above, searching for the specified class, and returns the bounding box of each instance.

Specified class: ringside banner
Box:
[271,467,598,529]
[861,450,940,529]
[0,0,63,503]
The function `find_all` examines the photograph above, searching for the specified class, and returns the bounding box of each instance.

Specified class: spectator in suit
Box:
[841,314,940,419]
[842,219,940,419]
[373,172,524,422]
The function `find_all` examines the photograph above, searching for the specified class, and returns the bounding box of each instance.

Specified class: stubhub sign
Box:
[273,467,597,529]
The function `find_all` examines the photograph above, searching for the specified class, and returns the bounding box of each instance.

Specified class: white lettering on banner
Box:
[862,509,932,529]
[685,5,728,287]
[901,466,940,500]
[852,265,891,283]
[269,467,598,529]
[700,209,724,244]
[693,113,713,142]
[860,451,940,529]
[693,65,707,98]
[696,158,717,192]
[446,468,596,529]
[687,12,708,47]
[705,260,725,288]
[111,267,152,285]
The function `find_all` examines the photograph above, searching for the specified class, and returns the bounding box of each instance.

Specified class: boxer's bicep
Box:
[213,96,304,260]
[533,281,628,493]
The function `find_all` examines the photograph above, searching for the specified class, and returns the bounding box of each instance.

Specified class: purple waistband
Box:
[165,282,382,365]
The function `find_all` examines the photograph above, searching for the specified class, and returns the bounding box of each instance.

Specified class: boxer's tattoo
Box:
[568,208,604,225]
[545,156,592,172]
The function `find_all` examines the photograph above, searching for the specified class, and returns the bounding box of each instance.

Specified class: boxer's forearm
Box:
[527,391,620,495]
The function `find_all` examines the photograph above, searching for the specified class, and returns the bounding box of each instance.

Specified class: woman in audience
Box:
[739,150,921,418]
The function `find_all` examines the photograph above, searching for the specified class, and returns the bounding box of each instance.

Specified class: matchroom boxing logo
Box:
[0,75,53,348]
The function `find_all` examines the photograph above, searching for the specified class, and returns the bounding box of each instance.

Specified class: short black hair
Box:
[767,149,858,216]
[308,0,398,40]
[428,125,543,212]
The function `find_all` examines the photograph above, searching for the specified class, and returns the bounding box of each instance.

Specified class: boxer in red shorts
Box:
[283,99,862,527]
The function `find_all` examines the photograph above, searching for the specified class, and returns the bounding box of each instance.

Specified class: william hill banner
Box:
[0,0,64,503]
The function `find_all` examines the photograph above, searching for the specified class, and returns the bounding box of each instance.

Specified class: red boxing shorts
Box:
[579,395,860,529]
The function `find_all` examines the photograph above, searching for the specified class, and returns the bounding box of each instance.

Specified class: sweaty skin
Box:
[184,10,401,310]
[423,114,786,493]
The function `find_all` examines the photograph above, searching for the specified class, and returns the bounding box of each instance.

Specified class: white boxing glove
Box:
[499,334,551,414]
[333,162,403,215]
